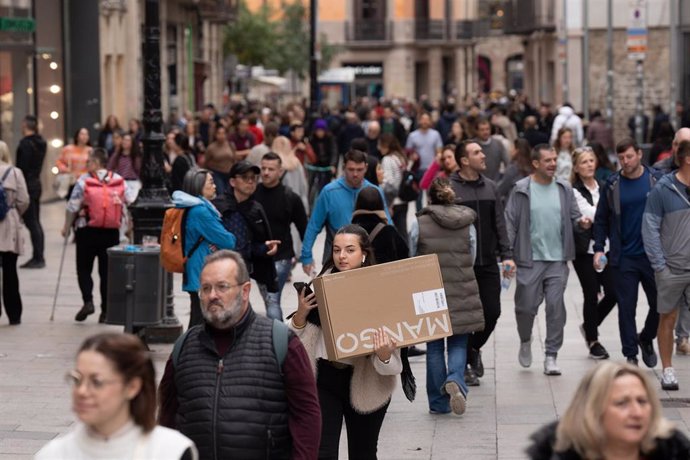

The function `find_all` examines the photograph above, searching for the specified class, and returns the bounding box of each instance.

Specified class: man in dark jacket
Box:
[522,116,549,148]
[337,111,365,157]
[435,102,457,141]
[307,119,339,207]
[380,105,407,146]
[253,152,308,321]
[214,161,281,300]
[593,138,662,368]
[16,115,46,268]
[450,140,515,385]
[158,250,321,459]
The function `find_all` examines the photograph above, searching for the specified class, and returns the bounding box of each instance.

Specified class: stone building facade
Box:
[99,0,232,128]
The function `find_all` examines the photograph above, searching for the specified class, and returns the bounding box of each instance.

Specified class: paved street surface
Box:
[1,200,690,459]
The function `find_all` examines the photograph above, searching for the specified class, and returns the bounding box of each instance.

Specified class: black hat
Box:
[229,160,260,178]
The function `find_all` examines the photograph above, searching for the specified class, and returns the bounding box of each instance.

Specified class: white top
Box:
[34,422,197,460]
[573,181,608,254]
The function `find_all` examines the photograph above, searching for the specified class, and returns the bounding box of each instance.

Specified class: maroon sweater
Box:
[158,321,321,459]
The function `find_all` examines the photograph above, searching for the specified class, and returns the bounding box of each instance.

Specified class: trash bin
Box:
[106,245,164,331]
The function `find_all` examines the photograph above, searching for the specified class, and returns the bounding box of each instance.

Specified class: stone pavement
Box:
[2,200,690,459]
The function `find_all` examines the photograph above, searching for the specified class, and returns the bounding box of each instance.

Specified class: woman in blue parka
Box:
[172,168,236,327]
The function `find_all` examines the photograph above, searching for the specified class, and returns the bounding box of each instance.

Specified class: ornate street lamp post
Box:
[129,0,182,342]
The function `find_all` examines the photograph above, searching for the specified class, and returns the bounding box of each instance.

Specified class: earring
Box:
[362,256,366,264]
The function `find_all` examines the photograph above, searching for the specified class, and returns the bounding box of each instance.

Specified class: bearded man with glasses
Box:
[158,250,321,459]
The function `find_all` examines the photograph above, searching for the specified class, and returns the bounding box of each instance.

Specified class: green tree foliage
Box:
[224,0,340,77]
[224,1,276,67]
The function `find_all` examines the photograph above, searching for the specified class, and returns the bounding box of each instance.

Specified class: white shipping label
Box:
[412,289,448,315]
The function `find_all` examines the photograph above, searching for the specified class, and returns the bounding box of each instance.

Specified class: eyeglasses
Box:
[236,174,257,183]
[198,282,246,297]
[65,371,120,391]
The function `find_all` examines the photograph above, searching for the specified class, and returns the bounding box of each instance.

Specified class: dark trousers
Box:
[0,252,21,323]
[188,291,202,328]
[75,227,119,308]
[391,203,409,243]
[23,195,44,261]
[413,168,427,212]
[572,253,617,343]
[469,263,502,351]
[612,254,659,358]
[317,360,389,460]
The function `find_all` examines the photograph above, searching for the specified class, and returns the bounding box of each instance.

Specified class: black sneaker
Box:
[20,259,45,269]
[626,356,639,366]
[468,348,484,377]
[638,335,658,368]
[98,311,107,324]
[407,346,426,357]
[75,302,95,322]
[588,342,610,360]
[465,366,480,386]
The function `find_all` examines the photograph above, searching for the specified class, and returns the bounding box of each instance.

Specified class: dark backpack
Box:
[398,168,420,202]
[0,167,15,221]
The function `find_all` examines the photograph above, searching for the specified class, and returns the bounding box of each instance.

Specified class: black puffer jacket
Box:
[527,421,690,460]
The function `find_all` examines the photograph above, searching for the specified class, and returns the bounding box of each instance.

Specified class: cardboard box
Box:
[312,254,452,361]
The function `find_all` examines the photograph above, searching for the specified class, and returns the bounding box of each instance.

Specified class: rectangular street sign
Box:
[627,0,647,60]
[0,17,36,33]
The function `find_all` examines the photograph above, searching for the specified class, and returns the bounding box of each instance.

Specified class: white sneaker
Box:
[661,367,679,391]
[518,338,532,368]
[444,381,467,415]
[677,338,690,355]
[543,356,561,376]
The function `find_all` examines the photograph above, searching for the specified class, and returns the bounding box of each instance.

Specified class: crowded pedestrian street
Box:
[3,1,690,459]
[0,200,688,459]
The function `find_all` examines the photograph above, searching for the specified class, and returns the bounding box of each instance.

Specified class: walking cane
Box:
[50,234,70,321]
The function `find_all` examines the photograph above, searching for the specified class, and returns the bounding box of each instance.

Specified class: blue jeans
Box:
[426,333,468,413]
[259,258,293,321]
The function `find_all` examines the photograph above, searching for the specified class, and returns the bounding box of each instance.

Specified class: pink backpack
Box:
[83,172,125,229]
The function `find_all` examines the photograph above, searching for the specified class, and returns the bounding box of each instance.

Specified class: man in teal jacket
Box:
[301,149,390,274]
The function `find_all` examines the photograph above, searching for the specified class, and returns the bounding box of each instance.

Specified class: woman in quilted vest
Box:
[416,178,483,415]
[36,332,198,459]
[288,224,402,460]
[0,141,29,325]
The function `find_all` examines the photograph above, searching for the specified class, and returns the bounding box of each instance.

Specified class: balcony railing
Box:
[345,19,392,43]
[197,0,236,23]
[503,0,556,34]
[454,18,494,40]
[415,19,446,41]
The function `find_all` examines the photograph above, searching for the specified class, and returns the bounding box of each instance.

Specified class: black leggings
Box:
[188,291,203,328]
[23,195,44,261]
[469,263,502,351]
[0,252,21,323]
[572,253,617,343]
[75,227,119,307]
[317,360,389,460]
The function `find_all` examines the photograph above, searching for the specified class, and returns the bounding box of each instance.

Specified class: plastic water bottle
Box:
[501,264,513,291]
[595,255,608,273]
